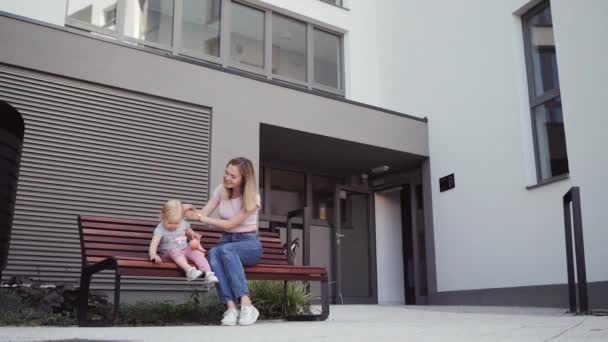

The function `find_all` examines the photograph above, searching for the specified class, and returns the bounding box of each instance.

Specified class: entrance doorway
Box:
[333,185,376,304]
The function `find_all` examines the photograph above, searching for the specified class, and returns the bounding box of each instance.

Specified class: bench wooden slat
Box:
[84,237,283,254]
[83,235,150,246]
[88,258,321,274]
[85,243,287,260]
[82,236,287,256]
[118,269,327,280]
[80,215,159,226]
[119,268,184,277]
[246,273,327,281]
[85,253,286,263]
[81,217,279,238]
[83,228,150,239]
[82,228,282,245]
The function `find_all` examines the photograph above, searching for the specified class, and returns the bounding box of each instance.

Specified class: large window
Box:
[259,166,344,225]
[230,2,265,69]
[122,0,174,46]
[272,14,307,82]
[314,28,342,90]
[65,0,344,94]
[67,0,119,31]
[180,0,221,58]
[269,169,306,216]
[522,1,568,182]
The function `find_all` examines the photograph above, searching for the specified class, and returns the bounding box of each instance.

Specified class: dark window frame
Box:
[319,0,347,10]
[521,0,569,183]
[259,164,345,228]
[65,0,345,95]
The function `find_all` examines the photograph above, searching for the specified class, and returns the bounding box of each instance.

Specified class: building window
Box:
[314,28,342,90]
[270,169,306,216]
[122,0,174,47]
[320,0,343,7]
[103,4,118,30]
[180,0,221,58]
[66,0,344,94]
[522,1,568,181]
[230,2,265,69]
[67,0,119,31]
[312,175,340,221]
[272,14,307,82]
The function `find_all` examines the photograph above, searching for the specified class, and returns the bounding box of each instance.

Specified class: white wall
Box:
[374,0,608,293]
[375,190,405,305]
[0,0,66,26]
[550,0,608,283]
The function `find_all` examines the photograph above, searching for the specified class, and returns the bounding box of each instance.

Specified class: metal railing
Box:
[563,186,588,314]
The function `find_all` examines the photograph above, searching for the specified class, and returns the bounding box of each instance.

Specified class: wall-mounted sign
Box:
[439,173,455,192]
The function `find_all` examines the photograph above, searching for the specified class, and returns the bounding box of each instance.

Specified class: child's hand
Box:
[150,254,162,264]
[184,209,200,220]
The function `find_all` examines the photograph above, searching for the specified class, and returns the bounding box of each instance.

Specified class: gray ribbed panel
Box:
[0,65,212,291]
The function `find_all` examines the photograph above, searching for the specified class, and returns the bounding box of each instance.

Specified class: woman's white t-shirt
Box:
[212,185,261,233]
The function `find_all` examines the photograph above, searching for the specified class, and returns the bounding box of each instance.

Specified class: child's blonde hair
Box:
[160,199,183,222]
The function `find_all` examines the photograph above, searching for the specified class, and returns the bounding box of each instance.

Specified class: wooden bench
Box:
[77,215,329,326]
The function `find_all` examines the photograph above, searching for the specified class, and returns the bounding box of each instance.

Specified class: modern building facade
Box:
[0,0,606,309]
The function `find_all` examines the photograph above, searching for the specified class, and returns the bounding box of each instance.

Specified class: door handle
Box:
[336,232,344,245]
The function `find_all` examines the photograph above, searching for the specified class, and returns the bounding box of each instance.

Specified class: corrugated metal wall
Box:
[0,64,212,291]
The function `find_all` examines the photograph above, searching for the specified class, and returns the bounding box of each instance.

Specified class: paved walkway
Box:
[1,305,607,342]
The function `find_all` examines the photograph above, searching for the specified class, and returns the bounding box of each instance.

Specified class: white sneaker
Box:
[221,308,239,326]
[186,267,203,281]
[238,305,259,326]
[204,271,219,284]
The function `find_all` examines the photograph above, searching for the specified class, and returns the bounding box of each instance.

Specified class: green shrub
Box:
[249,280,311,319]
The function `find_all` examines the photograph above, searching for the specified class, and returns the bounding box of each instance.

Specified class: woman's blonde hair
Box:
[160,199,183,222]
[224,157,257,212]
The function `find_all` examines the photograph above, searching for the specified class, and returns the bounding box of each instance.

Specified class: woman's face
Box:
[224,164,243,190]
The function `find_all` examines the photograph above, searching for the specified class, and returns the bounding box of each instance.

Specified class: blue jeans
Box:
[209,232,262,304]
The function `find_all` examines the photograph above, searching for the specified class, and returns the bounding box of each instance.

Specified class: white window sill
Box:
[526,173,570,190]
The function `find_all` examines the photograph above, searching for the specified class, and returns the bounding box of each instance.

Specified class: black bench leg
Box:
[77,259,118,327]
[78,270,92,326]
[282,280,288,317]
[113,272,121,324]
[286,278,330,321]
